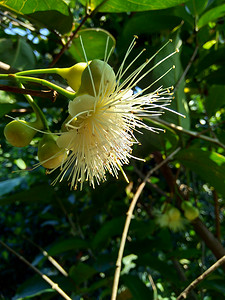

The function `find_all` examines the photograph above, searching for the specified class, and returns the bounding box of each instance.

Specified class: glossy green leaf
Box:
[0,38,35,70]
[176,148,225,197]
[0,177,25,197]
[0,0,73,34]
[12,275,53,300]
[79,0,189,13]
[69,28,116,62]
[205,85,225,117]
[198,4,225,29]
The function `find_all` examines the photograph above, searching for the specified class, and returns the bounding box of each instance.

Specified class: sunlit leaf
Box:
[0,0,73,34]
[69,28,116,62]
[79,0,189,13]
[198,4,225,29]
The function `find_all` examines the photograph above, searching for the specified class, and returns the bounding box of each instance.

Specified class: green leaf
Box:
[122,11,182,38]
[69,262,97,285]
[12,275,53,300]
[0,183,54,205]
[0,91,17,117]
[122,274,153,299]
[92,216,125,249]
[205,85,225,117]
[0,38,35,70]
[0,177,25,197]
[79,0,189,13]
[176,148,225,197]
[47,238,89,256]
[0,0,73,34]
[197,3,225,29]
[151,33,190,129]
[69,28,116,62]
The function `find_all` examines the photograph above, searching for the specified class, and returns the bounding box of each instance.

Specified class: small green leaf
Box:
[197,4,225,29]
[79,0,189,13]
[69,28,116,62]
[176,148,225,197]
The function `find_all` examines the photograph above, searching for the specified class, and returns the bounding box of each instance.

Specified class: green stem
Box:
[17,81,49,130]
[0,74,76,99]
[16,68,61,76]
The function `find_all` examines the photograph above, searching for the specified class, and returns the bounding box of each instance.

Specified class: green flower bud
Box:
[77,59,116,97]
[167,207,181,222]
[4,120,38,147]
[182,201,199,221]
[38,134,67,169]
[57,62,89,91]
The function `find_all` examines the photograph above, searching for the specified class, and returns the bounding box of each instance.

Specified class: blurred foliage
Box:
[0,0,225,299]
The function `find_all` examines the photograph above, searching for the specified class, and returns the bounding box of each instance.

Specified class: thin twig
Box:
[174,45,199,92]
[111,147,181,300]
[49,0,109,67]
[0,84,57,100]
[176,255,225,300]
[148,274,158,300]
[22,236,68,277]
[0,240,72,300]
[212,189,221,240]
[152,118,225,151]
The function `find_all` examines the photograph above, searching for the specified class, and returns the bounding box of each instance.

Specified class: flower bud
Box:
[38,134,66,169]
[77,59,116,97]
[4,120,38,147]
[182,201,199,221]
[57,62,89,91]
[167,207,181,222]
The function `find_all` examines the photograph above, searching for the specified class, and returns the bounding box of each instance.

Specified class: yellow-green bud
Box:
[38,134,66,169]
[167,207,181,222]
[57,62,89,91]
[77,59,116,97]
[182,201,199,221]
[4,120,38,147]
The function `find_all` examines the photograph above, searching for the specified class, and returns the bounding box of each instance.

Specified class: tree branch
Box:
[176,255,225,300]
[111,147,181,300]
[0,84,58,100]
[0,240,72,300]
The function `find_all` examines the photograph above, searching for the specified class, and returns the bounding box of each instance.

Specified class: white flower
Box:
[49,37,181,190]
